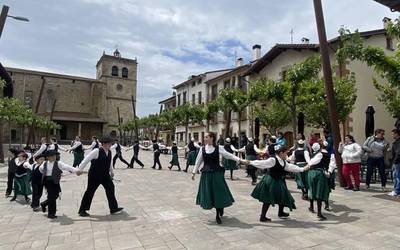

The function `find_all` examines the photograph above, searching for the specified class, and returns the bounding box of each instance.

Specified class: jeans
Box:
[393,164,400,195]
[366,157,386,187]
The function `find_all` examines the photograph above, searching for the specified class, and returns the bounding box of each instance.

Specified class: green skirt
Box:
[223,159,238,170]
[73,151,84,167]
[14,174,32,196]
[251,175,296,211]
[294,163,308,189]
[196,171,235,210]
[307,169,330,202]
[246,155,257,171]
[170,153,180,166]
[187,151,197,166]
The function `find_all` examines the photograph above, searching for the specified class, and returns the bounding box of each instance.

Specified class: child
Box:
[5,148,20,197]
[10,152,32,203]
[30,153,46,211]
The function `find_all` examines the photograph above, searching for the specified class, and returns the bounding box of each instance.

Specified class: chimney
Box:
[383,17,392,30]
[252,44,261,61]
[301,37,310,44]
[236,57,244,67]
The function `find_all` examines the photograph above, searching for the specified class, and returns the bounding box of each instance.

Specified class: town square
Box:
[0,1,400,249]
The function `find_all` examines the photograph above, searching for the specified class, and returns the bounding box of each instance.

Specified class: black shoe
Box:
[141,165,144,169]
[10,196,16,202]
[324,206,331,211]
[251,181,257,186]
[111,207,124,214]
[79,211,90,217]
[216,216,222,224]
[5,193,11,198]
[344,186,353,190]
[168,166,172,170]
[48,214,57,219]
[353,187,360,192]
[317,214,327,221]
[260,216,271,222]
[25,197,31,203]
[32,207,41,212]
[278,212,290,218]
[308,207,315,213]
[183,170,188,173]
[41,203,47,213]
[302,194,309,200]
[151,166,155,169]
[158,167,162,170]
[219,209,224,217]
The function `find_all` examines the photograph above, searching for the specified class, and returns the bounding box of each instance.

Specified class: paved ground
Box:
[0,148,399,250]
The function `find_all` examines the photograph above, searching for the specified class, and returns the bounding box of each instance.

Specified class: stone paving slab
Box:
[0,149,399,250]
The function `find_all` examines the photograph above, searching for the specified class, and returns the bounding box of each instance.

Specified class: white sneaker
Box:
[387,191,398,196]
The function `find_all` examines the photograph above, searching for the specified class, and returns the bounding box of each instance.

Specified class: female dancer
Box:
[10,152,32,203]
[192,132,247,224]
[248,145,309,222]
[223,138,239,180]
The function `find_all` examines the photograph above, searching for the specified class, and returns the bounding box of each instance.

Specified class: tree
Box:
[253,101,291,135]
[174,104,204,144]
[337,26,400,125]
[204,99,221,131]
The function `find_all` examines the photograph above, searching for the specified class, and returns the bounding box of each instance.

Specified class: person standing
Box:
[30,154,46,211]
[323,130,334,155]
[68,136,85,168]
[184,138,201,172]
[237,138,264,185]
[223,138,239,180]
[150,140,162,170]
[288,139,310,200]
[77,136,123,217]
[191,132,246,224]
[111,139,130,168]
[363,129,390,191]
[248,145,310,222]
[306,142,336,220]
[267,136,277,157]
[32,137,48,160]
[168,142,183,171]
[5,149,20,197]
[339,135,363,191]
[10,152,32,203]
[39,150,77,219]
[388,129,400,197]
[124,140,145,168]
[276,132,287,146]
[84,136,100,151]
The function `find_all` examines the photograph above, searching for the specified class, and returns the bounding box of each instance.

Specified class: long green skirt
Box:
[251,175,296,211]
[14,174,32,196]
[294,163,308,189]
[73,151,84,167]
[170,153,180,166]
[187,151,197,166]
[223,159,238,170]
[307,169,330,202]
[196,171,235,210]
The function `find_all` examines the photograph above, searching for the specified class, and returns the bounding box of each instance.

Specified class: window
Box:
[111,66,119,76]
[122,67,128,78]
[386,36,394,50]
[194,132,199,141]
[211,85,218,100]
[177,94,181,106]
[191,81,196,87]
[231,77,236,87]
[183,91,187,104]
[198,91,202,105]
[192,94,196,105]
[224,80,230,89]
[198,78,202,85]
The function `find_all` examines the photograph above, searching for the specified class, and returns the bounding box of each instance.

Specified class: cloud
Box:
[0,0,396,116]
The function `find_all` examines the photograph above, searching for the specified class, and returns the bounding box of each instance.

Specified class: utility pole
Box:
[0,5,9,39]
[313,0,344,186]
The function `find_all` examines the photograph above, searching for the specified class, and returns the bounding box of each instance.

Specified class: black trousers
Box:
[113,152,130,167]
[248,166,257,183]
[6,172,14,195]
[31,181,44,208]
[130,154,144,167]
[42,179,60,216]
[153,152,162,168]
[79,176,118,213]
[366,157,386,187]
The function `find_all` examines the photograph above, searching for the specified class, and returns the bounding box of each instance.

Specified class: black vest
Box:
[269,157,286,180]
[268,143,277,156]
[202,146,222,172]
[15,161,28,176]
[153,143,159,152]
[54,144,59,152]
[44,143,50,153]
[224,144,234,154]
[74,143,84,153]
[42,161,62,185]
[171,145,178,154]
[245,144,256,156]
[89,148,112,179]
[188,142,197,152]
[31,163,43,184]
[133,144,139,155]
[94,140,99,149]
[115,143,122,153]
[313,152,331,170]
[8,157,17,174]
[294,149,306,163]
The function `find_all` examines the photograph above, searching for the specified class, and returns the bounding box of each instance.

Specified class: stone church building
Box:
[5,49,137,142]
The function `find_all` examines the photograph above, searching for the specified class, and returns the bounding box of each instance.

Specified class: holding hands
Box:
[76,170,83,176]
[303,165,311,171]
[240,159,250,165]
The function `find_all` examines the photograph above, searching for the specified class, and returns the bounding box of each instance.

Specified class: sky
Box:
[0,0,397,116]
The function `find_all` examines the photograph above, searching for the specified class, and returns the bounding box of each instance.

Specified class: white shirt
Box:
[33,144,47,158]
[308,150,337,173]
[85,141,99,151]
[250,156,304,173]
[193,145,241,174]
[288,148,311,163]
[78,148,113,175]
[237,144,264,154]
[69,141,82,150]
[47,144,56,151]
[39,160,76,176]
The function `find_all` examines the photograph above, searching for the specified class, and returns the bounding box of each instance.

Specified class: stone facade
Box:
[5,49,137,141]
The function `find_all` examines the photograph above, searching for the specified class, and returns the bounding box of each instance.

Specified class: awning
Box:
[39,112,106,123]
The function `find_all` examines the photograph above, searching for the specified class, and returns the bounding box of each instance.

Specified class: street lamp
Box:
[0,5,29,39]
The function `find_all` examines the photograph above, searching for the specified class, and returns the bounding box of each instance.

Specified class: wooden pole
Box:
[131,95,139,141]
[26,77,46,146]
[117,107,122,142]
[46,99,56,139]
[313,0,344,186]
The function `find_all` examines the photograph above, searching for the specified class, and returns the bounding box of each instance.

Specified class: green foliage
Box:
[254,102,291,134]
[219,88,249,114]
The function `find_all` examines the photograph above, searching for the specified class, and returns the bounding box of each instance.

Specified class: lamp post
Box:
[0,5,29,39]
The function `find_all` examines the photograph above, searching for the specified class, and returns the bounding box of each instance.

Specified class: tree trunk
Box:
[8,120,11,149]
[237,111,242,140]
[20,125,23,148]
[0,122,4,163]
[185,122,189,144]
[224,110,232,138]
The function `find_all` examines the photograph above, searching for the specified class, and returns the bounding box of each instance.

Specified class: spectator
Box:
[363,129,390,191]
[388,129,400,196]
[277,132,287,146]
[309,132,319,149]
[323,130,334,155]
[339,135,363,191]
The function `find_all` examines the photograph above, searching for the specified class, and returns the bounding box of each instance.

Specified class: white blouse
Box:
[250,156,304,173]
[193,145,241,174]
[308,150,337,173]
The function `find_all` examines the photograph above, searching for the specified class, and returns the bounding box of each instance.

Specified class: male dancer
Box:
[237,138,264,185]
[85,136,100,151]
[33,137,48,159]
[151,140,162,170]
[125,140,145,168]
[111,139,130,168]
[77,136,123,217]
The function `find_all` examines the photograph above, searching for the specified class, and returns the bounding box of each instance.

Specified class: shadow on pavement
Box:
[50,211,136,226]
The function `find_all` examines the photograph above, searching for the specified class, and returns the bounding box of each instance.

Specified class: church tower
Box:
[96,49,138,136]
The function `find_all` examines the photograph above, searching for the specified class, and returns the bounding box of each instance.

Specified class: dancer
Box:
[168,142,183,171]
[77,136,123,217]
[30,153,46,211]
[306,142,336,220]
[5,148,19,197]
[68,136,85,167]
[184,138,201,172]
[237,137,264,185]
[39,150,77,219]
[223,138,239,180]
[32,137,48,159]
[111,139,130,168]
[192,132,247,224]
[248,145,310,222]
[124,140,145,168]
[48,137,59,152]
[288,139,310,200]
[10,152,31,203]
[151,140,162,170]
[85,136,100,151]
